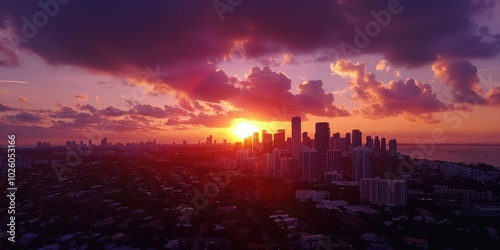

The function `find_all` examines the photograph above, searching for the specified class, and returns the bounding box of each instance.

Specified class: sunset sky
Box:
[1,0,500,145]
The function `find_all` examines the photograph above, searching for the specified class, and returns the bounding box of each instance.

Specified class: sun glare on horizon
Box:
[232,120,258,140]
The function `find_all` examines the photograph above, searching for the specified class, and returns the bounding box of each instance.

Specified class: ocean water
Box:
[398,145,500,168]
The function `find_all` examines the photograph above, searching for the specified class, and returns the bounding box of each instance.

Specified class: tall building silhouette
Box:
[352,146,372,182]
[314,122,330,181]
[302,132,311,148]
[345,132,351,152]
[101,137,107,147]
[389,139,398,157]
[262,130,273,153]
[352,129,362,148]
[244,136,252,149]
[381,137,386,155]
[274,129,286,149]
[366,136,373,148]
[252,132,259,153]
[291,117,301,177]
[314,122,330,153]
[374,136,380,155]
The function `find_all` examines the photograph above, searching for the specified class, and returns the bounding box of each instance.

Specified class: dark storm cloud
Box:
[229,66,349,120]
[1,0,499,71]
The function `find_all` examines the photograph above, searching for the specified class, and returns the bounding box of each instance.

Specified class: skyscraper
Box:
[331,136,342,151]
[206,135,213,145]
[302,132,311,148]
[352,147,372,182]
[326,149,341,172]
[301,148,318,183]
[374,136,380,155]
[262,130,273,153]
[381,138,386,155]
[244,136,252,149]
[345,132,351,151]
[352,129,362,148]
[273,129,286,149]
[389,139,398,157]
[314,122,330,153]
[101,137,107,147]
[314,122,330,181]
[291,117,301,177]
[253,132,259,153]
[366,136,373,148]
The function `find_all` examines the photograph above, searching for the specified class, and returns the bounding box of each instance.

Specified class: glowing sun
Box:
[232,120,258,140]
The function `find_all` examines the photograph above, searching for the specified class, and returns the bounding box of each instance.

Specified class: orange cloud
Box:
[331,59,447,123]
[17,96,30,104]
[74,94,89,101]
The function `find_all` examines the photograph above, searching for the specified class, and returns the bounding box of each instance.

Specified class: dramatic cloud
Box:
[1,0,499,138]
[148,65,349,123]
[295,80,350,117]
[331,59,447,122]
[229,66,349,120]
[432,59,487,104]
[1,0,498,73]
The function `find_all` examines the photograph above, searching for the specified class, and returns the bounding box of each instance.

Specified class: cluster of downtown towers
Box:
[237,117,398,183]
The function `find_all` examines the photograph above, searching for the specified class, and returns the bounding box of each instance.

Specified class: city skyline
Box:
[29,123,398,148]
[1,1,500,145]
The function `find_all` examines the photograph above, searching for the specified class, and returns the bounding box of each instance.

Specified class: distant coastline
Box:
[399,145,500,168]
[399,143,500,146]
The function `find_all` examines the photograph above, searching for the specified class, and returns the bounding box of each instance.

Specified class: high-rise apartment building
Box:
[352,146,372,181]
[389,139,398,157]
[352,129,362,148]
[291,117,301,177]
[360,177,408,207]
